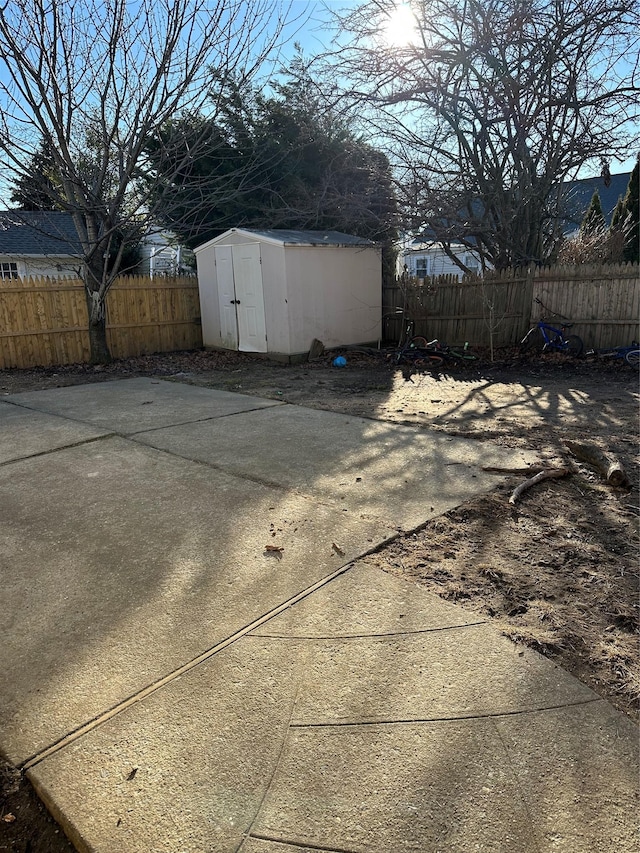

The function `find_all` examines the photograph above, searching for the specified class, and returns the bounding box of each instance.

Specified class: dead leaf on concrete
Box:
[264,545,284,559]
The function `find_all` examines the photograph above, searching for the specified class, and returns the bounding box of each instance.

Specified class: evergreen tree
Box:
[9,141,62,210]
[610,196,625,231]
[580,190,606,236]
[621,158,639,263]
[146,63,398,275]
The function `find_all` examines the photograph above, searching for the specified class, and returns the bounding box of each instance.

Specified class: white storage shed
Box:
[194,228,382,360]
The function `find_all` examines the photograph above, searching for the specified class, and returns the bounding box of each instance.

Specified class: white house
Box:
[400,237,483,279]
[195,228,382,360]
[0,211,82,279]
[138,228,194,277]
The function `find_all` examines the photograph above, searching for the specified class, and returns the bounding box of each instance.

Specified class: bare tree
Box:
[330,0,640,270]
[0,0,296,361]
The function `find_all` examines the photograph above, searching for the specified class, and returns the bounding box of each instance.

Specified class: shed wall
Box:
[283,246,382,352]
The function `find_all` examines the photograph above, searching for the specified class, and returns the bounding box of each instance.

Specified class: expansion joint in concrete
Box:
[288,697,604,729]
[246,833,361,853]
[125,402,284,436]
[249,621,488,640]
[0,432,114,467]
[20,561,358,772]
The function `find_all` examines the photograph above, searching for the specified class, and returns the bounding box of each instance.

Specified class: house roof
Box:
[195,228,376,252]
[402,171,632,245]
[0,211,83,256]
[559,172,631,231]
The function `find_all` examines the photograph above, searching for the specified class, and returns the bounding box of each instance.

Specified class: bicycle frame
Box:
[540,320,571,350]
[526,319,572,351]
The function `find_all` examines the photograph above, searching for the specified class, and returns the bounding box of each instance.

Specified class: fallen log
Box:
[509,468,569,504]
[565,440,630,488]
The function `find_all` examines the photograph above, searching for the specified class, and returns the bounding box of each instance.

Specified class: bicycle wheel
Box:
[625,349,640,367]
[394,346,423,366]
[409,336,430,349]
[564,335,583,357]
[414,354,444,370]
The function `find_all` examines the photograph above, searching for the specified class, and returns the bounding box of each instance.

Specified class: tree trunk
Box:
[85,286,112,364]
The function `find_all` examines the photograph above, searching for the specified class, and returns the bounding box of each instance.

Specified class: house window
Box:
[0,262,18,280]
[415,257,430,278]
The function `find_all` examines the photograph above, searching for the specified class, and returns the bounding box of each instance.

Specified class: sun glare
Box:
[382,3,418,47]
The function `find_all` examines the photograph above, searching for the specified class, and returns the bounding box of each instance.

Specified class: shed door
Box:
[215,245,239,350]
[231,243,267,353]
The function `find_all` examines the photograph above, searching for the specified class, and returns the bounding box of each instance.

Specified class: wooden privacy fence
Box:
[384,263,640,351]
[2,264,638,369]
[0,275,201,369]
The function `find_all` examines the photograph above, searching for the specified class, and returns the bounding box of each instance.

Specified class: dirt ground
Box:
[1,346,638,852]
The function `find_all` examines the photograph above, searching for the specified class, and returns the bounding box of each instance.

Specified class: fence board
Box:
[0,275,201,369]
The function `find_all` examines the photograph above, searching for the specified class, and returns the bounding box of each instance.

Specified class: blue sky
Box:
[0,0,636,207]
[285,1,637,176]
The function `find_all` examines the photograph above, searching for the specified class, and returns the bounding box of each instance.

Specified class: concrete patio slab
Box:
[251,706,638,853]
[1,437,394,764]
[250,720,537,852]
[240,841,340,853]
[2,380,637,853]
[0,401,110,463]
[5,378,283,434]
[134,404,537,528]
[251,560,482,637]
[28,629,624,853]
[286,625,597,724]
[28,640,309,853]
[492,701,639,852]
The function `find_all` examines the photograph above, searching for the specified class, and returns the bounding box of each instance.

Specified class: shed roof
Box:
[195,228,376,252]
[0,211,83,256]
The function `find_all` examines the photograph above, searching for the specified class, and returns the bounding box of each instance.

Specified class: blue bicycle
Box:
[586,342,640,367]
[520,299,583,357]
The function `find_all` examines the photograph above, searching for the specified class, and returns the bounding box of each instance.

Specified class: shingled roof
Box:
[559,171,631,232]
[0,211,83,256]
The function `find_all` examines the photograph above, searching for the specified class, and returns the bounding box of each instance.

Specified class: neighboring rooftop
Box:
[560,171,631,232]
[0,211,82,256]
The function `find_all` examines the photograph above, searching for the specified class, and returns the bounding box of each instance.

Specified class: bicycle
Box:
[423,338,479,362]
[520,299,583,356]
[391,336,445,370]
[586,342,640,367]
[389,318,445,370]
